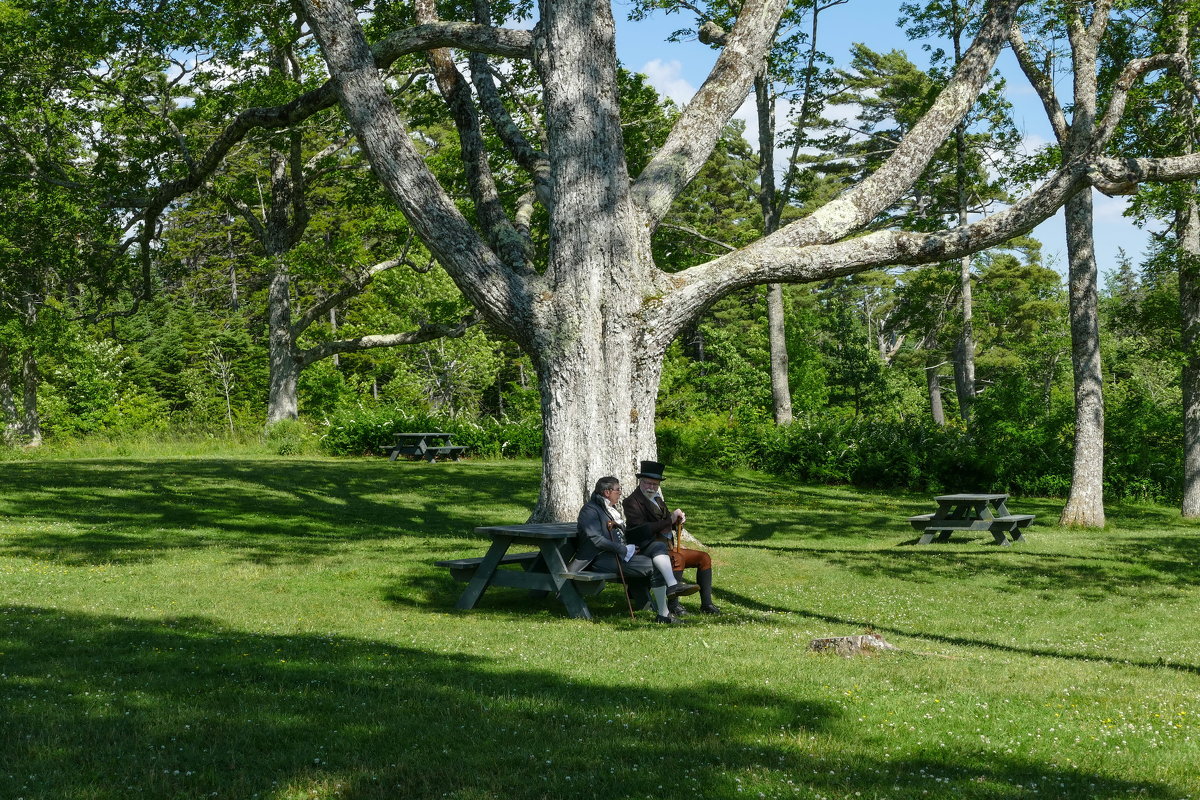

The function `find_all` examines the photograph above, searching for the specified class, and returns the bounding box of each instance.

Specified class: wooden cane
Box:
[673,518,684,553]
[608,520,637,620]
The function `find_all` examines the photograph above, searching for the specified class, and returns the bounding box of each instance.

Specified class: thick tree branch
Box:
[632,0,790,227]
[414,0,532,272]
[220,194,267,242]
[467,0,551,211]
[469,54,553,210]
[764,0,1025,250]
[1094,53,1189,149]
[660,222,738,252]
[299,0,530,335]
[658,150,1200,344]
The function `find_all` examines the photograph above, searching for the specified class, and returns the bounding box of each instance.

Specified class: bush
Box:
[264,419,315,456]
[318,404,542,458]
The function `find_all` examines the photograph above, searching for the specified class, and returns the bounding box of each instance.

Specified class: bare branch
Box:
[1008,20,1068,144]
[469,52,553,207]
[1094,53,1189,148]
[659,222,738,252]
[297,313,479,367]
[292,255,407,334]
[219,193,267,242]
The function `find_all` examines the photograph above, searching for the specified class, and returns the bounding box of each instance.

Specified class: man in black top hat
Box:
[574,476,692,623]
[623,460,722,615]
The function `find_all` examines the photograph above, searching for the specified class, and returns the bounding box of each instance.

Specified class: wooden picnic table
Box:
[387,432,467,462]
[907,493,1034,546]
[435,523,619,620]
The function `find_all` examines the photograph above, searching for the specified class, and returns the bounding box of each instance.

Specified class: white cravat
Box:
[604,498,625,526]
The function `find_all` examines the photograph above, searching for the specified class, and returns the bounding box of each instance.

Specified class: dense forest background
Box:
[1,0,1192,504]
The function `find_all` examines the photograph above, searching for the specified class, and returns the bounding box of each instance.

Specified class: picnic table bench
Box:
[435,522,621,620]
[387,432,468,462]
[907,493,1034,546]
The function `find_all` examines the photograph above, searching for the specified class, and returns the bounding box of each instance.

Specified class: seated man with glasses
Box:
[572,476,697,624]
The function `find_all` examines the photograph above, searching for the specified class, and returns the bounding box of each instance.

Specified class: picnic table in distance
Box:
[907,493,1034,546]
[386,432,468,462]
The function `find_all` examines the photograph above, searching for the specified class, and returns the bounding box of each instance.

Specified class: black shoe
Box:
[655,614,683,625]
[668,599,688,616]
[667,582,699,597]
[700,603,722,615]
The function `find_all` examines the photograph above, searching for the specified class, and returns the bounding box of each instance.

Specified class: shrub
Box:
[318,404,542,458]
[264,419,314,456]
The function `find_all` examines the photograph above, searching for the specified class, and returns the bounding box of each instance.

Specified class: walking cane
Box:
[673,518,684,553]
[608,521,637,620]
[613,553,637,620]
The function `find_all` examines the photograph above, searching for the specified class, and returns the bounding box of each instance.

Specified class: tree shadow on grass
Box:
[0,459,540,566]
[715,537,1200,600]
[715,587,1200,677]
[0,605,1180,800]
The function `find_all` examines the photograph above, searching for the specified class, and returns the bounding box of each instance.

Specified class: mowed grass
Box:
[1,455,1198,800]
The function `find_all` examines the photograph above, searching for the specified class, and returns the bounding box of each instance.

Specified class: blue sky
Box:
[611,2,1157,282]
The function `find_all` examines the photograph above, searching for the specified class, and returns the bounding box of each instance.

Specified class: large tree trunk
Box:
[756,75,793,425]
[15,297,42,447]
[532,318,662,520]
[766,283,793,423]
[266,261,300,423]
[1175,7,1200,518]
[955,250,976,422]
[18,346,41,447]
[1179,196,1200,516]
[0,343,16,443]
[951,4,975,424]
[1059,189,1105,527]
[1056,9,1107,529]
[926,355,946,426]
[528,0,661,521]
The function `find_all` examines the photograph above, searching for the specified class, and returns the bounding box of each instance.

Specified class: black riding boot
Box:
[698,568,721,614]
[668,571,688,616]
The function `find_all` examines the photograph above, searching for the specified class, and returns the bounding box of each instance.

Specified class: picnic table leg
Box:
[917,529,936,545]
[388,447,401,462]
[526,551,551,599]
[538,542,593,620]
[455,538,509,610]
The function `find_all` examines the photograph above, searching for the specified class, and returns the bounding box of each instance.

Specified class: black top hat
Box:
[635,460,666,480]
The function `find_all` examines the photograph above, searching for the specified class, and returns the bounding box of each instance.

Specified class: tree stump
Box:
[808,633,898,656]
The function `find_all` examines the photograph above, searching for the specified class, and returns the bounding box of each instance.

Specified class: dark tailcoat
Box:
[622,489,675,549]
[573,494,661,589]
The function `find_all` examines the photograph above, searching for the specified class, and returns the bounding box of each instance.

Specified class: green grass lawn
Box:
[1,455,1198,800]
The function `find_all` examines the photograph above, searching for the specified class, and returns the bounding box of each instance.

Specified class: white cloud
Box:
[639,59,697,106]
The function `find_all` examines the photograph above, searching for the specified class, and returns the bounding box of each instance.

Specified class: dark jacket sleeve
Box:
[622,491,673,547]
[577,501,624,556]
